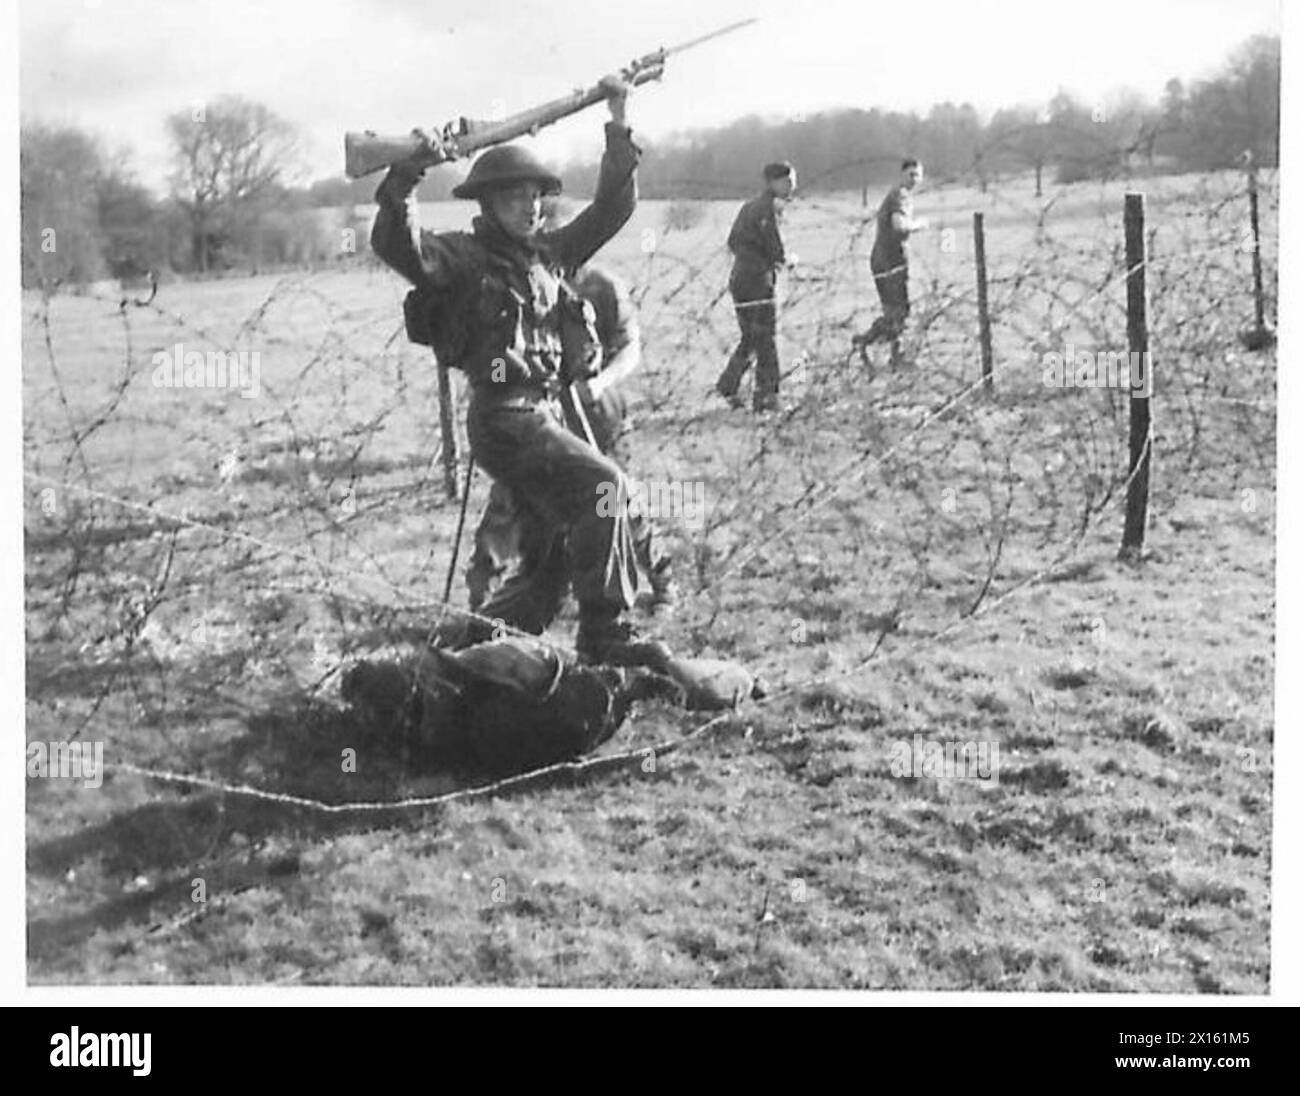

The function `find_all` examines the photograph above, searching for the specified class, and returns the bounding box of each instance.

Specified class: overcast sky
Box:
[18,0,1282,192]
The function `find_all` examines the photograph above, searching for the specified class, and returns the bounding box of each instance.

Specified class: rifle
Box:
[558,381,600,450]
[343,19,757,179]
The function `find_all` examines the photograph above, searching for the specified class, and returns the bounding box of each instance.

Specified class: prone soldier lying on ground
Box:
[342,637,764,777]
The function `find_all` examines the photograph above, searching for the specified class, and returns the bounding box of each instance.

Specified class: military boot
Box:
[576,611,672,671]
[429,610,498,651]
[715,382,745,410]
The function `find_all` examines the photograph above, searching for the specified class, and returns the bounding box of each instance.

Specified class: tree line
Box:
[20,34,1278,287]
[562,35,1279,198]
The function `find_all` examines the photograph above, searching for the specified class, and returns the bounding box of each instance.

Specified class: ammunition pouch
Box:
[403,287,436,347]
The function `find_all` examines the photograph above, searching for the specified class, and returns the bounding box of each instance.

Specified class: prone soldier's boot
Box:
[429,614,491,651]
[576,609,672,671]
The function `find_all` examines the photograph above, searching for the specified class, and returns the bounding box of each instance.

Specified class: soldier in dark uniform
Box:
[715,161,796,413]
[371,78,667,668]
[465,251,674,614]
[854,158,929,369]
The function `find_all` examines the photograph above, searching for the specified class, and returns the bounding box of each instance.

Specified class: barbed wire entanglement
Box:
[23,166,1276,811]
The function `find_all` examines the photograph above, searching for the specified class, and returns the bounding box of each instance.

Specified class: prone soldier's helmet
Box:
[452,145,563,200]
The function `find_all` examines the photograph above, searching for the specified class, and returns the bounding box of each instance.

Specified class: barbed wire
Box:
[24,166,1276,816]
[94,419,1155,814]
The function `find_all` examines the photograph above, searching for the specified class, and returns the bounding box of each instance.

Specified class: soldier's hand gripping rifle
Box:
[343,19,757,179]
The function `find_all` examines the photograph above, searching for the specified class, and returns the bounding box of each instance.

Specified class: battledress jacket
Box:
[370,123,640,391]
[727,191,786,303]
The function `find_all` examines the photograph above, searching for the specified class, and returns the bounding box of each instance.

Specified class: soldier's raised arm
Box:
[548,77,639,274]
[371,158,471,291]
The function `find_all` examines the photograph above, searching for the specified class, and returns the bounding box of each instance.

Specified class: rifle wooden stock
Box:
[345,132,433,180]
[558,382,600,449]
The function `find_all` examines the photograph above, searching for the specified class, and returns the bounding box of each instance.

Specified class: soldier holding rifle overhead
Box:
[371,77,670,668]
[465,201,676,616]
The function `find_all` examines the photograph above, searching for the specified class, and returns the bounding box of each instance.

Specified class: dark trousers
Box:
[469,482,659,611]
[465,389,638,635]
[717,297,779,404]
[860,254,910,348]
[467,389,660,613]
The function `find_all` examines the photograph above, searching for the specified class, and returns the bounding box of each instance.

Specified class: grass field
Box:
[24,170,1277,989]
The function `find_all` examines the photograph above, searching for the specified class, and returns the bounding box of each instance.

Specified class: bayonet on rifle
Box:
[344,19,758,179]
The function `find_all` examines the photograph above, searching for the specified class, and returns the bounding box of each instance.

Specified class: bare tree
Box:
[166,96,300,272]
[984,107,1052,196]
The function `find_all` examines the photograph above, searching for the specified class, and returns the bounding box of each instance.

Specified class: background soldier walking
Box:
[715,161,796,413]
[854,158,929,369]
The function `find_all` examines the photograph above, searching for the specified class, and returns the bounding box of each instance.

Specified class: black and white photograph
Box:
[10,0,1295,1012]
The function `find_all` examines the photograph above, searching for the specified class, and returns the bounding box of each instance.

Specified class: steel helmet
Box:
[452,145,563,200]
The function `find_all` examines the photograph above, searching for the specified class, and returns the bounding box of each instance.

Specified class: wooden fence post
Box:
[435,357,460,499]
[973,211,994,393]
[1120,192,1153,560]
[1242,154,1276,349]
